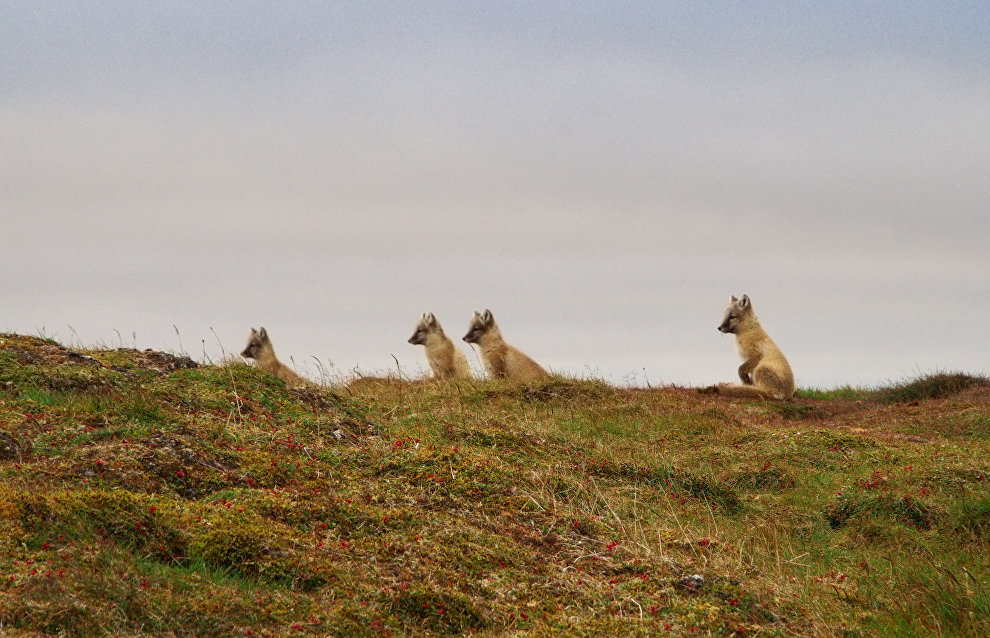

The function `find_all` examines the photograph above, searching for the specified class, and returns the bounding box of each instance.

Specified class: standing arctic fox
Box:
[462,309,549,382]
[714,295,794,400]
[240,327,306,388]
[408,312,473,380]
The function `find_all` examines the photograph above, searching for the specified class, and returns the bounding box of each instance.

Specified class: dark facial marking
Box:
[463,321,486,343]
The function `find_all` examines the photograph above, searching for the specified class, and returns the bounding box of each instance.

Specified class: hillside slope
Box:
[0,333,987,637]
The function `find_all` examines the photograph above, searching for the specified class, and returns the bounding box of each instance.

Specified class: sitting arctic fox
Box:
[408,312,473,380]
[714,295,794,400]
[462,309,549,382]
[240,327,306,388]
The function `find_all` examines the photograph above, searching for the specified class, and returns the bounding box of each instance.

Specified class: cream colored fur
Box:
[408,313,472,380]
[463,309,549,382]
[241,327,307,388]
[716,295,794,400]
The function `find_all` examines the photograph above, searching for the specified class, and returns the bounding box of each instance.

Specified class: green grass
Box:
[0,333,987,636]
[794,386,874,401]
[794,372,990,404]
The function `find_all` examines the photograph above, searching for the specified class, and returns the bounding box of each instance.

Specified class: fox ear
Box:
[739,295,750,309]
[258,327,268,339]
[730,296,738,304]
[482,309,494,325]
[425,312,437,326]
[250,327,257,334]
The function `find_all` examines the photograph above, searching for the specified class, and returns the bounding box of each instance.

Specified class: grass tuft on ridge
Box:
[877,371,990,403]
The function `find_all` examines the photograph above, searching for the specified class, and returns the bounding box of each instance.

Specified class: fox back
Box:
[408,312,472,380]
[463,309,549,382]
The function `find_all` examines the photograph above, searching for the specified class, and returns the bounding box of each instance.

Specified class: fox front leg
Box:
[738,359,757,385]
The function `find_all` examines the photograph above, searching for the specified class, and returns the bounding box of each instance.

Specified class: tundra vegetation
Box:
[0,333,987,637]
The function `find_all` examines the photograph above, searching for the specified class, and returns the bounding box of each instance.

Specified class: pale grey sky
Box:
[2,2,988,388]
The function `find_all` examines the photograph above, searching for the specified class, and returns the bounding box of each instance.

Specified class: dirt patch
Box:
[774,398,873,422]
[1,336,198,377]
[145,433,227,472]
[0,432,21,461]
[289,385,343,412]
[6,343,106,369]
[111,348,198,374]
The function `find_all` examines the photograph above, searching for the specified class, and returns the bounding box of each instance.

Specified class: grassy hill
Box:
[0,333,987,637]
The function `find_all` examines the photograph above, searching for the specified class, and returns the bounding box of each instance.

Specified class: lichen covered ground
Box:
[0,333,987,636]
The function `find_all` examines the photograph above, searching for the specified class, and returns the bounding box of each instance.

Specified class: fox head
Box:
[718,295,754,334]
[408,312,442,346]
[463,309,497,344]
[241,327,271,360]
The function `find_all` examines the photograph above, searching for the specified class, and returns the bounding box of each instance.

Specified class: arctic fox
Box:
[715,295,794,400]
[240,327,306,388]
[462,309,549,382]
[408,312,473,380]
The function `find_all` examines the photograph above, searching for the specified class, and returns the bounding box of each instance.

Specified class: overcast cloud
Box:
[2,2,988,388]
